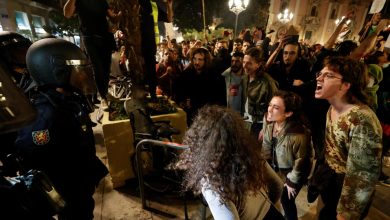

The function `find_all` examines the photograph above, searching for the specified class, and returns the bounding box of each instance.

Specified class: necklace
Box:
[273,122,286,136]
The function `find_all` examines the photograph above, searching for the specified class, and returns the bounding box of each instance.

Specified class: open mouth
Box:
[316,85,322,91]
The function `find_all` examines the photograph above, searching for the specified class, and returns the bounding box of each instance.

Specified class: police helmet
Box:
[0,31,31,49]
[0,31,32,70]
[26,38,96,94]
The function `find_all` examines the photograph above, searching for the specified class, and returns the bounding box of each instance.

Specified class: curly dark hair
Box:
[178,105,267,204]
[324,56,371,106]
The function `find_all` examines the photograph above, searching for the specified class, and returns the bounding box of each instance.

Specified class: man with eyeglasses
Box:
[312,56,382,220]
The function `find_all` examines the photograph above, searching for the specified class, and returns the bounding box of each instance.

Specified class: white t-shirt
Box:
[202,187,270,220]
[201,163,282,220]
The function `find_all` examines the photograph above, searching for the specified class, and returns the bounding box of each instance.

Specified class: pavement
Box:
[90,108,390,220]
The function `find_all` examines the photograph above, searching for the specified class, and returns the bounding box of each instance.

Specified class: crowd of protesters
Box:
[0,2,389,219]
[133,10,388,220]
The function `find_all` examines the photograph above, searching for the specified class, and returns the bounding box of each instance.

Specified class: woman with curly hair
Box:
[178,105,284,219]
[262,90,313,220]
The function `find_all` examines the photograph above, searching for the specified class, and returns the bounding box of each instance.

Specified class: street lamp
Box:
[277,9,293,23]
[228,0,249,38]
[335,16,351,25]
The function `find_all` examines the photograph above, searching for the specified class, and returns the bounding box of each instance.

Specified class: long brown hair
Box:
[188,47,212,70]
[178,105,267,203]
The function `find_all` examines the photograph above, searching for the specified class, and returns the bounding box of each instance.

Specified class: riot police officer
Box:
[14,38,108,219]
[0,32,34,164]
[0,31,33,91]
[0,58,39,219]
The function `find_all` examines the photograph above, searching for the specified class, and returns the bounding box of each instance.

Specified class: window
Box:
[15,11,30,30]
[310,6,317,17]
[330,9,337,19]
[280,0,288,12]
[32,15,46,34]
[15,11,33,40]
[305,31,312,40]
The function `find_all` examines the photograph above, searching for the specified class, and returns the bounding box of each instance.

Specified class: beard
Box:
[284,60,292,66]
[231,65,241,73]
[194,64,203,72]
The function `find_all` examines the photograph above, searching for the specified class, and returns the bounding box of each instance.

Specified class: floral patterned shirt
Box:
[325,104,382,219]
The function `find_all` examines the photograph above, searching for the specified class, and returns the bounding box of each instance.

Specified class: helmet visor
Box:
[69,63,96,95]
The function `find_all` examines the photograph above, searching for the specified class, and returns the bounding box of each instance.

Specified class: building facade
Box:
[0,0,55,41]
[266,0,373,45]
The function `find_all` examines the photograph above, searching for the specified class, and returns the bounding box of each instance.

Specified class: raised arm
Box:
[324,11,354,50]
[265,40,284,69]
[63,0,76,18]
[349,19,390,60]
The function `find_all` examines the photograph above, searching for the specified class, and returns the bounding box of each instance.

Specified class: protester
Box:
[222,51,245,113]
[64,0,121,110]
[174,47,225,124]
[177,105,284,220]
[262,90,313,220]
[242,47,278,136]
[313,56,382,220]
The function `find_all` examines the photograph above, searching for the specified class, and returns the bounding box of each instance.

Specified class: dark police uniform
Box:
[15,89,108,219]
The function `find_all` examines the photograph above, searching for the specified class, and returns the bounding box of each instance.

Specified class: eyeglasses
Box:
[316,71,343,80]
